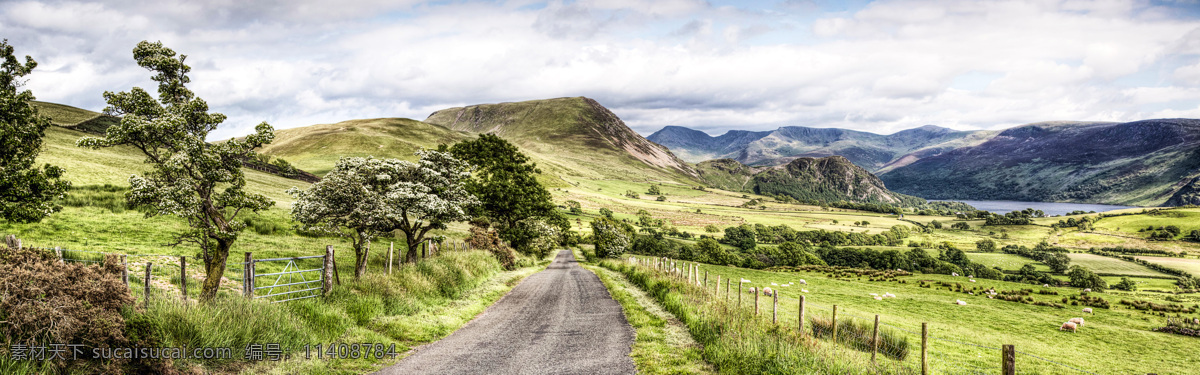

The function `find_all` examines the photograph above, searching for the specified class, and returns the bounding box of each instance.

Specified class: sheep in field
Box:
[874,296,883,301]
[1083,288,1091,293]
[1069,317,1085,327]
[1060,322,1078,333]
[1083,308,1093,314]
[1043,284,1050,288]
[952,272,959,277]
[749,287,757,294]
[801,289,810,293]
[956,300,967,305]
[799,279,807,285]
[763,287,774,297]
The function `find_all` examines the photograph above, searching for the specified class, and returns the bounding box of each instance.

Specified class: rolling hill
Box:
[878,119,1200,206]
[259,117,475,176]
[425,97,697,182]
[647,124,993,171]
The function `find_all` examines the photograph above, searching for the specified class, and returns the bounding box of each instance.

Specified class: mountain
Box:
[425,97,697,181]
[646,124,993,172]
[697,156,922,206]
[879,119,1200,206]
[30,101,120,135]
[1167,177,1200,206]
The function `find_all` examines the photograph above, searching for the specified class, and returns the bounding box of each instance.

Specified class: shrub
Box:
[0,245,137,372]
[592,218,631,258]
[467,226,517,270]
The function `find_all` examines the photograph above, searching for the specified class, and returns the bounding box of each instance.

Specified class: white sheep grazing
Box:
[956,300,967,305]
[1082,308,1093,314]
[1060,322,1078,333]
[765,287,776,296]
[1083,288,1091,293]
[1043,284,1050,288]
[874,296,883,301]
[1194,318,1199,325]
[968,275,974,279]
[1069,317,1085,327]
[749,287,757,294]
[952,272,959,277]
[870,293,879,296]
[802,289,810,293]
[969,279,976,283]
[883,292,896,298]
[771,282,779,286]
[799,279,807,285]
[741,278,751,283]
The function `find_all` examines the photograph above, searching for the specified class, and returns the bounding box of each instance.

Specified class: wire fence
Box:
[626,256,1098,375]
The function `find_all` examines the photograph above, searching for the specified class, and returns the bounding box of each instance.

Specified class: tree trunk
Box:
[405,232,421,264]
[199,240,231,302]
[353,236,369,280]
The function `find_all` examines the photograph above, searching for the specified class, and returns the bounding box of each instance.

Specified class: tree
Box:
[696,238,732,265]
[289,156,475,278]
[599,207,614,219]
[975,239,997,252]
[930,220,942,229]
[566,200,582,214]
[938,246,970,268]
[79,41,275,302]
[386,151,476,263]
[951,222,971,230]
[656,195,666,202]
[704,224,720,233]
[592,217,630,258]
[1067,265,1107,291]
[723,224,757,251]
[777,241,825,267]
[1042,253,1071,273]
[1113,277,1136,291]
[0,39,69,222]
[444,134,566,253]
[647,185,661,195]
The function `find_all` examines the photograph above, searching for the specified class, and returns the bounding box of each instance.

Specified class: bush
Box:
[592,218,631,258]
[467,226,517,270]
[0,245,138,372]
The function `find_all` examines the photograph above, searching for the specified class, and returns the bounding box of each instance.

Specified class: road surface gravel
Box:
[376,249,636,375]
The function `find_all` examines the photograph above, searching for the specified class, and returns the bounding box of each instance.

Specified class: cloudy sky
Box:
[4,0,1200,139]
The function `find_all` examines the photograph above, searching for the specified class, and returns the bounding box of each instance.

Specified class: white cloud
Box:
[3,0,1199,140]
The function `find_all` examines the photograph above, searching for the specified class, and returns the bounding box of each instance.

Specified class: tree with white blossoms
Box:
[591,217,631,259]
[78,41,275,302]
[292,152,478,269]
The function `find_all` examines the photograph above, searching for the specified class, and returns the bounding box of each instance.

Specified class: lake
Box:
[933,200,1141,216]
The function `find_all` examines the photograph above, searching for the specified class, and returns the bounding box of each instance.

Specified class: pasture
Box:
[1134,256,1200,276]
[1065,253,1171,277]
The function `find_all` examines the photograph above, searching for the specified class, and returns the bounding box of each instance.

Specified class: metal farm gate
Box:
[248,254,326,303]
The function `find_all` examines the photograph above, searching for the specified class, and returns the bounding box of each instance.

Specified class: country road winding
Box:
[376,249,636,375]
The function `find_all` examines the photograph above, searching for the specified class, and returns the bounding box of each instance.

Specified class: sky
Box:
[4,0,1200,139]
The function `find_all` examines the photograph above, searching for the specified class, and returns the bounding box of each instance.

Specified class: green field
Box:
[966,252,1048,271]
[1066,253,1171,277]
[675,260,1199,375]
[1134,256,1200,275]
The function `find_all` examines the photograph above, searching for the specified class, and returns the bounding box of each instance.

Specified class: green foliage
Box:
[599,207,614,219]
[722,224,757,251]
[1042,253,1072,273]
[975,238,996,252]
[592,217,632,258]
[951,222,971,230]
[930,220,942,229]
[566,200,582,214]
[776,242,826,267]
[647,185,661,195]
[0,39,70,223]
[704,224,720,233]
[1067,265,1108,291]
[77,41,275,301]
[445,134,567,253]
[656,195,667,202]
[1113,277,1137,291]
[625,190,640,199]
[984,209,1043,225]
[696,238,732,265]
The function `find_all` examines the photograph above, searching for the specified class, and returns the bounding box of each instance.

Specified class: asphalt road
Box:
[376,250,636,375]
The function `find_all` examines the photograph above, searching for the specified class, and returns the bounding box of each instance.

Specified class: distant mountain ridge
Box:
[647,124,993,172]
[879,119,1200,206]
[697,156,922,206]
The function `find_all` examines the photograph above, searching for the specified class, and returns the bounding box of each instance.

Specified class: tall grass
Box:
[809,315,909,360]
[600,259,910,374]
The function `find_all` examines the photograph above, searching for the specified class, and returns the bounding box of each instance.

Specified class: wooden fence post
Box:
[1002,344,1015,375]
[243,252,254,299]
[388,242,394,275]
[144,262,153,309]
[738,280,742,308]
[323,245,334,295]
[799,295,806,335]
[55,247,63,264]
[704,271,708,289]
[832,305,838,347]
[754,288,760,316]
[871,314,880,362]
[921,323,929,375]
[772,292,778,324]
[180,256,187,301]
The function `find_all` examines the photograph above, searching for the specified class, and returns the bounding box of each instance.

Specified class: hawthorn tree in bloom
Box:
[78,41,275,302]
[292,152,478,269]
[0,39,69,223]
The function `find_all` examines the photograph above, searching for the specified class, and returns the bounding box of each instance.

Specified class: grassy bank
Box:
[577,250,714,374]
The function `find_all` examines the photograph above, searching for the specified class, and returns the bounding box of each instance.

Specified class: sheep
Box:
[771,282,779,286]
[763,287,774,296]
[952,272,959,277]
[1043,284,1050,288]
[801,289,810,293]
[1193,318,1199,325]
[798,279,807,285]
[1060,322,1078,333]
[1082,308,1093,314]
[969,279,976,283]
[956,300,967,305]
[874,296,883,301]
[741,278,751,283]
[749,287,757,294]
[968,275,974,279]
[869,293,879,296]
[1069,317,1085,327]
[1083,288,1091,293]
[883,292,896,298]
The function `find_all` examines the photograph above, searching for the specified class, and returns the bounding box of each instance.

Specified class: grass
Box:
[580,256,714,374]
[666,258,1200,375]
[1065,253,1171,277]
[965,253,1049,272]
[1133,256,1200,276]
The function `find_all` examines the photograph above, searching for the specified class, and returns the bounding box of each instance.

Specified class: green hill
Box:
[696,156,922,206]
[29,100,120,135]
[260,117,474,176]
[425,97,698,183]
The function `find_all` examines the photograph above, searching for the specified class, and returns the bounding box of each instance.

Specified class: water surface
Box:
[934,200,1140,216]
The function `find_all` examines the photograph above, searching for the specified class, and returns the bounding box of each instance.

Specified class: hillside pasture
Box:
[1066,253,1171,277]
[1133,256,1200,276]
